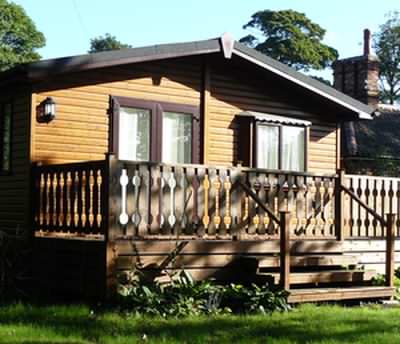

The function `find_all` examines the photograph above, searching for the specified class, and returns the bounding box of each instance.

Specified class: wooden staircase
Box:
[252,254,395,303]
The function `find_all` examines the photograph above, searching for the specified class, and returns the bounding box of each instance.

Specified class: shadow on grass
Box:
[0,304,399,343]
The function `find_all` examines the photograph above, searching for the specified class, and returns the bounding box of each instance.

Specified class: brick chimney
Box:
[333,29,380,108]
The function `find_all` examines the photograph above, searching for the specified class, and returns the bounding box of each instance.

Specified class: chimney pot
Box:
[364,29,371,56]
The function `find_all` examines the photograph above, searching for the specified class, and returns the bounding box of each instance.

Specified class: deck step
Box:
[288,286,395,303]
[256,255,359,268]
[261,270,377,285]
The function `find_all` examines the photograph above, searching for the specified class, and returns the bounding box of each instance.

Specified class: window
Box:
[256,124,306,172]
[0,102,12,173]
[236,112,309,172]
[110,97,200,164]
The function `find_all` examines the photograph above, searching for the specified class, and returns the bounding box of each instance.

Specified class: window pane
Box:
[162,112,192,164]
[2,103,11,172]
[257,125,279,169]
[118,107,150,161]
[282,126,305,171]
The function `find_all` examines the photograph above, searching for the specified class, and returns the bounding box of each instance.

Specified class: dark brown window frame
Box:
[254,121,308,172]
[109,96,200,164]
[0,101,13,175]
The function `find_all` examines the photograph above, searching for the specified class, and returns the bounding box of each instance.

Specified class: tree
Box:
[89,33,131,53]
[374,12,400,105]
[239,9,338,72]
[0,0,45,72]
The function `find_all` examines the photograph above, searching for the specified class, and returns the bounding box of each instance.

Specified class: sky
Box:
[13,0,400,79]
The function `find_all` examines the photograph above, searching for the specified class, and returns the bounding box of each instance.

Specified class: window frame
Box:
[109,96,200,164]
[0,101,13,175]
[254,121,308,172]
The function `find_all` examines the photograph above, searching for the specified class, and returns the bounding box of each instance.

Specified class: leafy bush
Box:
[371,271,400,300]
[117,268,289,317]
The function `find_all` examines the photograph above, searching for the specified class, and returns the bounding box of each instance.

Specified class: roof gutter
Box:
[232,48,373,120]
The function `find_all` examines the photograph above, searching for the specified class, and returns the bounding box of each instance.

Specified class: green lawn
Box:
[0,303,399,344]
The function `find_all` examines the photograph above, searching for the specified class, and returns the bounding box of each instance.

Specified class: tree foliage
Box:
[239,9,338,71]
[374,11,400,105]
[89,33,131,53]
[0,0,45,72]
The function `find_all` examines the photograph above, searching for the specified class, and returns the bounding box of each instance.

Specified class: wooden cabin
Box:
[0,33,397,302]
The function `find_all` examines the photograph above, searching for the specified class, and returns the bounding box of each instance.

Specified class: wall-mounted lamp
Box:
[37,97,56,123]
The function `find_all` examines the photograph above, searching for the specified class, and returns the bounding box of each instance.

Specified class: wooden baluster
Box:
[158,167,166,233]
[139,164,151,237]
[96,169,103,229]
[66,172,72,229]
[74,171,81,230]
[326,178,335,236]
[252,173,261,235]
[119,169,129,228]
[195,168,204,237]
[308,178,317,237]
[168,168,177,233]
[59,172,65,230]
[267,173,278,236]
[45,173,51,227]
[364,178,371,237]
[262,174,271,235]
[150,165,161,235]
[181,167,191,235]
[39,173,45,227]
[320,178,328,237]
[84,169,91,232]
[81,170,87,230]
[88,170,95,229]
[230,167,241,238]
[212,169,221,236]
[386,213,396,287]
[202,170,211,235]
[223,171,232,236]
[53,172,58,228]
[247,172,257,235]
[287,175,295,237]
[257,173,266,235]
[131,168,142,236]
[296,175,306,237]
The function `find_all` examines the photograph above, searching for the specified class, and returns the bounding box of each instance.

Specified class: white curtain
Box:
[282,126,305,171]
[257,125,279,169]
[118,107,150,161]
[162,112,192,164]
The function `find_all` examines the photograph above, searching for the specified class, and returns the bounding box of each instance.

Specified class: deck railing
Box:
[32,160,108,236]
[107,158,338,240]
[32,156,400,242]
[342,174,400,238]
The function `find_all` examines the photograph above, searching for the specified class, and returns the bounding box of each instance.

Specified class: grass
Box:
[1,303,400,343]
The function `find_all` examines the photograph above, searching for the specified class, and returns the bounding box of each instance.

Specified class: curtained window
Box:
[111,97,199,164]
[256,124,306,172]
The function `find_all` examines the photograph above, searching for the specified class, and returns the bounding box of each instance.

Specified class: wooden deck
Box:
[30,157,400,302]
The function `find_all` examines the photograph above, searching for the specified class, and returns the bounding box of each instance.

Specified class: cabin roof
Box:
[0,34,375,120]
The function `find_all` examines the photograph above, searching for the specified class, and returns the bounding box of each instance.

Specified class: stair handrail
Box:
[237,181,281,226]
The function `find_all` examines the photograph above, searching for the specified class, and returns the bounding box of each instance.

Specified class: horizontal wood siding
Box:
[206,63,338,174]
[32,60,202,165]
[115,239,343,281]
[0,92,31,234]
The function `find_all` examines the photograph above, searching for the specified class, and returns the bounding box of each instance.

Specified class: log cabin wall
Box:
[205,55,339,174]
[31,54,339,175]
[0,89,32,235]
[31,57,202,165]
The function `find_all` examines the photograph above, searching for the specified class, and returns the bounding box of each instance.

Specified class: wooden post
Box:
[386,213,396,287]
[280,210,291,291]
[105,153,120,298]
[335,169,345,241]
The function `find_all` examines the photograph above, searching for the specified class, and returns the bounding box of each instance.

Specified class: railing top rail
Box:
[33,159,107,171]
[345,174,400,183]
[117,159,337,179]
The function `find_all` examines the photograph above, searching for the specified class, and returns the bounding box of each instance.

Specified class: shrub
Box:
[117,268,289,317]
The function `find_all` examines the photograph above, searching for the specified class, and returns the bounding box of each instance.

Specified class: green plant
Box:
[117,268,289,317]
[371,272,400,300]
